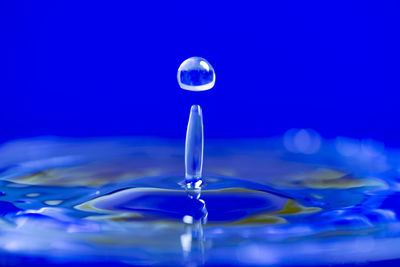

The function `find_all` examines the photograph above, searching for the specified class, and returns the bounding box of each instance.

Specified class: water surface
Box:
[0,137,399,266]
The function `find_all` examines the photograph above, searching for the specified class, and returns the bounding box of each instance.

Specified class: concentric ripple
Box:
[0,137,399,266]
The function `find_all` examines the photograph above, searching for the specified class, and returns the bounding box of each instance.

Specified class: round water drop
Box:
[178,57,215,91]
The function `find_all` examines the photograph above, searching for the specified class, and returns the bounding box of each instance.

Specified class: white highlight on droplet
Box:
[199,60,210,71]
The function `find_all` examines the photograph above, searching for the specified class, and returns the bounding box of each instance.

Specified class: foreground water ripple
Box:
[0,137,399,266]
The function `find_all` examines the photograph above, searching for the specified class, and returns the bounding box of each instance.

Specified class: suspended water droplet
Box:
[178,57,215,91]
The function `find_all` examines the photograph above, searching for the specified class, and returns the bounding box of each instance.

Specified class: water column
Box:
[178,57,215,265]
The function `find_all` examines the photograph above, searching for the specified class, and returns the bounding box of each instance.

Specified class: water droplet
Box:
[283,128,321,154]
[178,57,215,91]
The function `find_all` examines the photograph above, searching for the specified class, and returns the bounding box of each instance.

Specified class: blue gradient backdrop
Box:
[1,1,399,146]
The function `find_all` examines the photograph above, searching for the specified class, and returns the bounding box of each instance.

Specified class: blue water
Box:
[0,136,400,266]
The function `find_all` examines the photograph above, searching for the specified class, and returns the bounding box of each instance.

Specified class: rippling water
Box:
[0,137,400,266]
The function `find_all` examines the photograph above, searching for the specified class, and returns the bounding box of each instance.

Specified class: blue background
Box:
[1,1,399,146]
